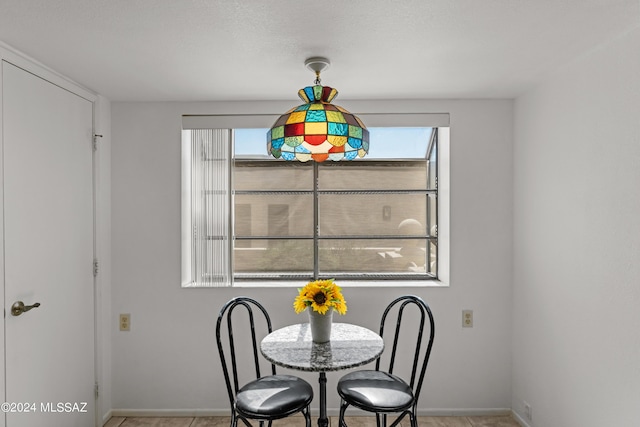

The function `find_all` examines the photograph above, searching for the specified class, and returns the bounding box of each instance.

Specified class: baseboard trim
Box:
[111,409,226,417]
[417,408,512,417]
[110,408,513,418]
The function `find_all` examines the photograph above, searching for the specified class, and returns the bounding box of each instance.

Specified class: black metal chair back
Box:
[376,295,435,403]
[216,297,276,409]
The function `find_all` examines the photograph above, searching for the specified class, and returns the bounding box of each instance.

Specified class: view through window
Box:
[182,127,438,286]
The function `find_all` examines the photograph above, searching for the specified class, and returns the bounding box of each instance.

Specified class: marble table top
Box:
[260,323,384,372]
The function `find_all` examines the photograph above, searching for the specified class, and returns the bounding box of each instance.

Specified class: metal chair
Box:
[216,297,313,427]
[337,295,435,427]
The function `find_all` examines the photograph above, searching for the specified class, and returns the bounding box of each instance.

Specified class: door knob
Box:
[11,301,41,316]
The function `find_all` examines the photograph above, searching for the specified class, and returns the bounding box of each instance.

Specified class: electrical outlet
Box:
[524,402,532,421]
[119,314,131,331]
[462,310,473,327]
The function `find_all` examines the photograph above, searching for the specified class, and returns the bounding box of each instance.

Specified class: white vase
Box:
[308,308,333,343]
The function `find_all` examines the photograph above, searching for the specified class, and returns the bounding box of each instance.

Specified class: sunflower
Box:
[293,279,347,315]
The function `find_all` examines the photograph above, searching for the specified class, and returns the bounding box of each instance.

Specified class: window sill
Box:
[233,279,449,288]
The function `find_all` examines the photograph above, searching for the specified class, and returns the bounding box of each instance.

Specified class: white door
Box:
[2,61,95,426]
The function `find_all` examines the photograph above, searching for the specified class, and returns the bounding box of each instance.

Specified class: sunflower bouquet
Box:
[294,279,347,315]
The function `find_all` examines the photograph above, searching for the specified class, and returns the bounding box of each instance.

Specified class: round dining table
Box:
[260,322,384,427]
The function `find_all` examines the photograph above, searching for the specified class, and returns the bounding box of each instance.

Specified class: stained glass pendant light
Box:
[267,57,369,162]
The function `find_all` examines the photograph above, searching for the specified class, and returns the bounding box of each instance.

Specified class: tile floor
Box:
[104,415,521,427]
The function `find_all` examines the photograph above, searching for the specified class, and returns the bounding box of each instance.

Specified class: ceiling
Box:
[0,0,637,102]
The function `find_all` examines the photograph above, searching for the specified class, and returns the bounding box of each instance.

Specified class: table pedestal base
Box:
[318,372,328,427]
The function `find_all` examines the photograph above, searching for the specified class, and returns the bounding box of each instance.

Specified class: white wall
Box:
[512,26,640,426]
[111,99,513,416]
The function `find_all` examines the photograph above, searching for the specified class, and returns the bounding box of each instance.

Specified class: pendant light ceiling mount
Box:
[267,57,369,162]
[304,57,330,83]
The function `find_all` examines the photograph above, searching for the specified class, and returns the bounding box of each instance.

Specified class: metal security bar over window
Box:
[235,129,437,281]
[182,126,438,286]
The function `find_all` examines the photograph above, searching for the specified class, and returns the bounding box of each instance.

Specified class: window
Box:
[182,115,447,287]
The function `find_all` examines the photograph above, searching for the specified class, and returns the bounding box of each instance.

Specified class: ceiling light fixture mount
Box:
[304,57,330,83]
[267,57,369,162]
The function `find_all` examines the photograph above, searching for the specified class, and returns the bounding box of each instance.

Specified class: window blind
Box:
[186,129,231,287]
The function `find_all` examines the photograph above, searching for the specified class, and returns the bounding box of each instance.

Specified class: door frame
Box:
[0,42,104,427]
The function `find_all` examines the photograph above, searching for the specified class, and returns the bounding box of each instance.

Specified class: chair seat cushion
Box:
[337,370,414,412]
[236,374,313,418]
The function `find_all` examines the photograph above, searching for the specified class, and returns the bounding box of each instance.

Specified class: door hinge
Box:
[95,383,99,399]
[93,259,99,277]
[93,134,103,151]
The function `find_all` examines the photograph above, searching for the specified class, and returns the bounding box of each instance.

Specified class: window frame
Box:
[182,114,450,288]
